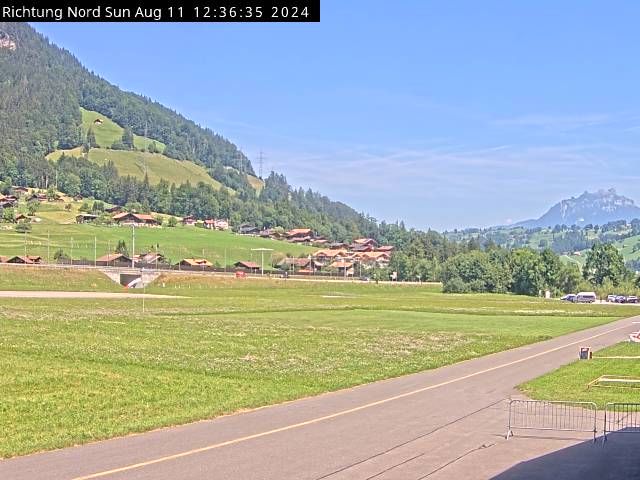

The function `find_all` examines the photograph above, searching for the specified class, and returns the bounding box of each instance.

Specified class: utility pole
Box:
[47,230,50,264]
[70,237,73,265]
[131,225,135,268]
[94,236,97,267]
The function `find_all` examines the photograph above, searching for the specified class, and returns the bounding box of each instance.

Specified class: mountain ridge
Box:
[515,188,640,228]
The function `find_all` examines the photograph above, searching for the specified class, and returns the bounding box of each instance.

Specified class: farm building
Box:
[96,253,132,266]
[178,258,213,268]
[234,261,260,273]
[112,212,158,226]
[238,224,259,235]
[329,260,355,276]
[76,213,98,224]
[136,252,167,265]
[2,255,42,264]
[182,215,197,226]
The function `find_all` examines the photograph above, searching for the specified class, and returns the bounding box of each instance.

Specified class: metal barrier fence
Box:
[507,400,598,441]
[604,403,640,441]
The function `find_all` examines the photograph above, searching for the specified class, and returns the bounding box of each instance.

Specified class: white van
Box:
[576,292,597,303]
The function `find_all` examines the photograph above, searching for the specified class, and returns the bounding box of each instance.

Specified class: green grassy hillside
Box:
[87,149,222,188]
[47,147,222,188]
[80,108,166,152]
[1,200,312,265]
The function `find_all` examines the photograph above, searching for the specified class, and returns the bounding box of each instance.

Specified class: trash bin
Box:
[579,347,592,360]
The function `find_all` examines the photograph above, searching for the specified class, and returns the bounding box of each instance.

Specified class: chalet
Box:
[178,258,213,268]
[182,215,197,226]
[5,255,42,264]
[329,260,355,276]
[93,118,103,125]
[137,252,166,265]
[13,186,28,195]
[278,257,322,272]
[328,242,348,249]
[238,224,259,235]
[353,238,378,248]
[234,261,260,273]
[352,244,375,253]
[76,213,98,224]
[0,199,16,209]
[73,194,84,202]
[96,253,132,266]
[105,205,122,214]
[286,228,314,243]
[14,213,28,223]
[203,219,215,230]
[376,245,395,253]
[27,192,47,202]
[359,251,391,267]
[314,249,349,261]
[313,238,328,246]
[209,219,229,231]
[112,212,158,226]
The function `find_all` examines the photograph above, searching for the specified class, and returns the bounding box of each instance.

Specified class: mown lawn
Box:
[520,342,640,407]
[0,270,637,457]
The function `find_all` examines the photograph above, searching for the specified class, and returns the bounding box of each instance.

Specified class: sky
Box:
[34,1,640,231]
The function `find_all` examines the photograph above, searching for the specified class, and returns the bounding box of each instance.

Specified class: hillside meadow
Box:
[1,268,638,457]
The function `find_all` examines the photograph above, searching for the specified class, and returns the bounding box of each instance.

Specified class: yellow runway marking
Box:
[72,323,633,480]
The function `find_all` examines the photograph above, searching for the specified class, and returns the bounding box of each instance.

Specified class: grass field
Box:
[80,108,166,153]
[0,221,314,266]
[520,341,640,407]
[1,268,638,457]
[86,148,222,188]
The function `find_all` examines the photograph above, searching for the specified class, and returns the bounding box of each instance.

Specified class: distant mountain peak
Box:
[515,189,640,228]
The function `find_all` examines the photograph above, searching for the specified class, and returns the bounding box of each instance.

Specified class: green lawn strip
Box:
[520,342,640,407]
[0,267,121,292]
[0,299,625,458]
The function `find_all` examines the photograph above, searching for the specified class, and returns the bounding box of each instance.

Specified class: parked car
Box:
[607,294,617,302]
[561,294,577,302]
[627,296,639,304]
[576,292,597,303]
[615,295,627,303]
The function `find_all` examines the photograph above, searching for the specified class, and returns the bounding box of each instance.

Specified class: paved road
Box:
[0,291,181,299]
[2,316,639,480]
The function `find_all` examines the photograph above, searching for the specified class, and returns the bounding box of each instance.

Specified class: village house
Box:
[352,238,378,249]
[105,205,122,214]
[286,228,314,243]
[234,261,260,273]
[96,253,132,266]
[27,192,47,202]
[182,215,197,226]
[359,251,391,267]
[112,212,158,227]
[14,213,29,223]
[313,249,349,261]
[76,213,98,224]
[376,245,395,253]
[2,255,42,264]
[237,224,259,235]
[177,258,213,268]
[136,252,167,265]
[13,186,29,195]
[215,219,230,230]
[329,260,355,277]
[278,257,322,273]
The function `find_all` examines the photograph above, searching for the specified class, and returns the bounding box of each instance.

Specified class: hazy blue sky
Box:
[35,1,640,230]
